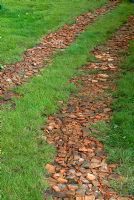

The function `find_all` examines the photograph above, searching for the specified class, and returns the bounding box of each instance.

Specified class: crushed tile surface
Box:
[44,16,134,200]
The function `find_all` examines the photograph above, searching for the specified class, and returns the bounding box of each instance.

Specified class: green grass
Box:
[0,0,107,65]
[109,41,134,195]
[91,41,134,195]
[1,2,134,200]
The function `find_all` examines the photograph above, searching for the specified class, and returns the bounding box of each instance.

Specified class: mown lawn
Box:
[0,0,107,66]
[1,2,133,199]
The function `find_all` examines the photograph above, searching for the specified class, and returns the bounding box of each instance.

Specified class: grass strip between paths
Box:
[1,2,134,200]
[0,0,107,65]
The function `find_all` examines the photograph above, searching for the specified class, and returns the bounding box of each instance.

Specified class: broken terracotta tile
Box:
[44,16,134,200]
